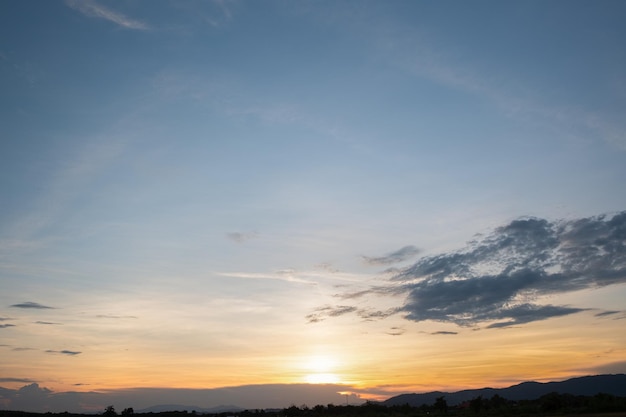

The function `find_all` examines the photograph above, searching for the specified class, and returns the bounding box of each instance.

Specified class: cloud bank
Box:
[0,383,371,413]
[315,211,626,329]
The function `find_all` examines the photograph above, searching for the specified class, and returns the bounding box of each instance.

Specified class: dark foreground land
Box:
[2,392,626,417]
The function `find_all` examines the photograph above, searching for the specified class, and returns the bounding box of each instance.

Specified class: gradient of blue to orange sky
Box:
[1,0,626,413]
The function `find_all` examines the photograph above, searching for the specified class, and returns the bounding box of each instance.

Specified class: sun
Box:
[304,355,341,384]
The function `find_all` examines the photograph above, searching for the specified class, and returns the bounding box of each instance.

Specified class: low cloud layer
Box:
[315,211,626,329]
[0,383,371,413]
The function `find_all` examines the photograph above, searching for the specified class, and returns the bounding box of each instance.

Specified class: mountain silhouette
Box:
[383,374,626,407]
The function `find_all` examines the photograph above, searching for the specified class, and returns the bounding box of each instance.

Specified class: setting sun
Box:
[304,355,342,384]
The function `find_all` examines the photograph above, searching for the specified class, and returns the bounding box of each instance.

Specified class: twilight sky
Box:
[1,0,626,413]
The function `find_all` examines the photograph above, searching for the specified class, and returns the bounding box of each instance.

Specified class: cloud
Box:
[65,0,149,30]
[0,317,13,321]
[218,270,316,285]
[0,383,373,413]
[306,305,398,323]
[226,231,259,243]
[0,324,15,329]
[10,301,54,309]
[0,378,36,384]
[13,347,36,351]
[386,327,405,336]
[306,305,357,323]
[431,331,458,335]
[45,350,81,356]
[362,245,420,265]
[35,321,61,325]
[96,315,137,319]
[595,310,622,317]
[313,211,626,328]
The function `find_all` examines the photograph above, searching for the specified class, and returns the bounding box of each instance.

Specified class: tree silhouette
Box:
[434,396,448,414]
[103,406,117,416]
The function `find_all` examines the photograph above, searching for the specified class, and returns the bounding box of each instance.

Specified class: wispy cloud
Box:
[431,331,458,335]
[312,211,626,329]
[45,350,81,356]
[10,301,54,309]
[0,324,16,329]
[65,0,149,30]
[96,315,137,319]
[362,245,420,265]
[35,321,61,325]
[306,305,397,323]
[218,270,316,285]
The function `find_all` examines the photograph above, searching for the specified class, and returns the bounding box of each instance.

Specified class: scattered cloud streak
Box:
[362,245,420,265]
[45,350,81,356]
[0,378,36,384]
[96,315,137,319]
[0,324,16,329]
[312,211,626,329]
[65,0,149,30]
[10,301,54,309]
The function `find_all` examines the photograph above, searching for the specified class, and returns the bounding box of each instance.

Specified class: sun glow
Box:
[304,355,341,384]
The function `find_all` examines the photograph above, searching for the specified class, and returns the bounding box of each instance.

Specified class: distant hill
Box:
[137,404,243,413]
[383,374,626,407]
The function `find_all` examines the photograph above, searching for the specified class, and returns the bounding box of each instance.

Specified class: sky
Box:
[1,0,626,413]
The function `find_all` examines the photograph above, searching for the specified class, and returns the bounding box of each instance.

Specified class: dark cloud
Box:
[0,317,14,321]
[13,347,36,351]
[362,245,420,265]
[46,350,81,356]
[35,321,61,325]
[0,324,15,328]
[10,301,54,309]
[431,331,458,335]
[0,383,373,413]
[312,211,626,329]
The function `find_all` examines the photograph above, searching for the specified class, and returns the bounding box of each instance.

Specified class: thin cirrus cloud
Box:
[65,0,149,30]
[312,211,626,329]
[0,324,16,329]
[10,302,54,309]
[362,245,421,265]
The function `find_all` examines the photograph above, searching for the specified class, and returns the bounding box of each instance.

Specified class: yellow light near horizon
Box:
[306,373,341,384]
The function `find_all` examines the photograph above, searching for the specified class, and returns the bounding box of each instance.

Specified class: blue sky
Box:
[1,0,626,413]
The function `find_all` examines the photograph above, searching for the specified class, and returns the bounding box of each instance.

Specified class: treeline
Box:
[2,392,626,417]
